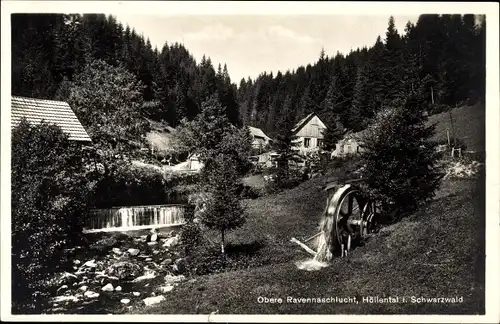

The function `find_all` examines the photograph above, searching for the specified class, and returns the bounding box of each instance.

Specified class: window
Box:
[304,138,310,148]
[317,139,323,148]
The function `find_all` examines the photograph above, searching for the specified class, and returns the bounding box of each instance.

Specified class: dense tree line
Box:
[12,13,485,139]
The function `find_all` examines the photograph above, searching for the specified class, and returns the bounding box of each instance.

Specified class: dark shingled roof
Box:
[11,96,92,142]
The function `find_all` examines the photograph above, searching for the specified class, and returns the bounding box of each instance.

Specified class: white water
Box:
[84,205,187,233]
[295,232,331,271]
[296,186,352,271]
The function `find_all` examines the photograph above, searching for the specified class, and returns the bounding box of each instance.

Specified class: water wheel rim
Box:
[361,202,372,236]
[333,189,363,246]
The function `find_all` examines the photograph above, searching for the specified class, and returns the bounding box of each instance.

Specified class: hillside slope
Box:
[123,102,487,315]
[428,104,485,152]
[135,175,485,315]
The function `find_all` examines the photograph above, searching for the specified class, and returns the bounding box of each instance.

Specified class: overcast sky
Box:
[115,14,419,83]
[4,1,493,84]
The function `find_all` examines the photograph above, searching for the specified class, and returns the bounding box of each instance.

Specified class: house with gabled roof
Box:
[291,112,327,156]
[11,96,91,143]
[248,126,272,152]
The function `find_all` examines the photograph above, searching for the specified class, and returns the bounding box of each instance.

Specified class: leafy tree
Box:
[175,95,252,254]
[59,59,151,178]
[202,155,247,254]
[11,119,95,313]
[359,96,444,220]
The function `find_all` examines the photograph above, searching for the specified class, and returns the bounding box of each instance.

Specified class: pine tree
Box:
[438,14,468,105]
[382,16,405,106]
[322,114,345,152]
[272,95,300,186]
[350,64,374,131]
[298,85,315,119]
[175,95,252,254]
[11,13,62,98]
[359,96,444,219]
[320,56,349,118]
[309,48,331,110]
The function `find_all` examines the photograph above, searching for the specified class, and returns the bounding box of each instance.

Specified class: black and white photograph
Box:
[1,1,499,322]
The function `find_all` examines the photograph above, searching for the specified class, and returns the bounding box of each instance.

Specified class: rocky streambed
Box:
[43,231,193,314]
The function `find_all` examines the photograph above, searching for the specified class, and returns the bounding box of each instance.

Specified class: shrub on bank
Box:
[11,119,95,313]
[359,97,444,222]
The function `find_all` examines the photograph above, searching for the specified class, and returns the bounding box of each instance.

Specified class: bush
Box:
[11,119,95,313]
[263,165,307,193]
[237,183,262,199]
[359,97,444,222]
[179,205,203,254]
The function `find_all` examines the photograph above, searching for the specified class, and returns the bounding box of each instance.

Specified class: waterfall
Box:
[83,204,188,233]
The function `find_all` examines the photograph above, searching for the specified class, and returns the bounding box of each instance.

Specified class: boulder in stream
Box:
[143,295,165,306]
[90,237,118,252]
[146,228,159,242]
[132,270,156,282]
[157,285,174,293]
[101,283,114,292]
[84,291,100,299]
[51,295,79,304]
[83,259,97,268]
[106,261,141,280]
[164,274,186,285]
[127,248,140,256]
[56,285,69,293]
[162,235,179,248]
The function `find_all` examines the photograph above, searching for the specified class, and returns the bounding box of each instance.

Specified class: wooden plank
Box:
[290,237,317,256]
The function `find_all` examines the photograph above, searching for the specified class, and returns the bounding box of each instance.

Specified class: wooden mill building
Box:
[11,96,92,143]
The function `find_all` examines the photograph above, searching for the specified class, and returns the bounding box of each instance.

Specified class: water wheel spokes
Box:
[333,187,365,257]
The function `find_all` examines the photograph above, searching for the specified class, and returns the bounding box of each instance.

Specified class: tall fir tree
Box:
[272,95,300,185]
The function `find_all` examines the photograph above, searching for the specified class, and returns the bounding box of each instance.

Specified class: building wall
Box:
[331,139,365,157]
[294,116,327,155]
[295,116,327,138]
[252,137,269,149]
[188,155,203,171]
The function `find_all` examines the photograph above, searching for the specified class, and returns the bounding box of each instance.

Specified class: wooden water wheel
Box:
[291,179,380,261]
[326,181,378,257]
